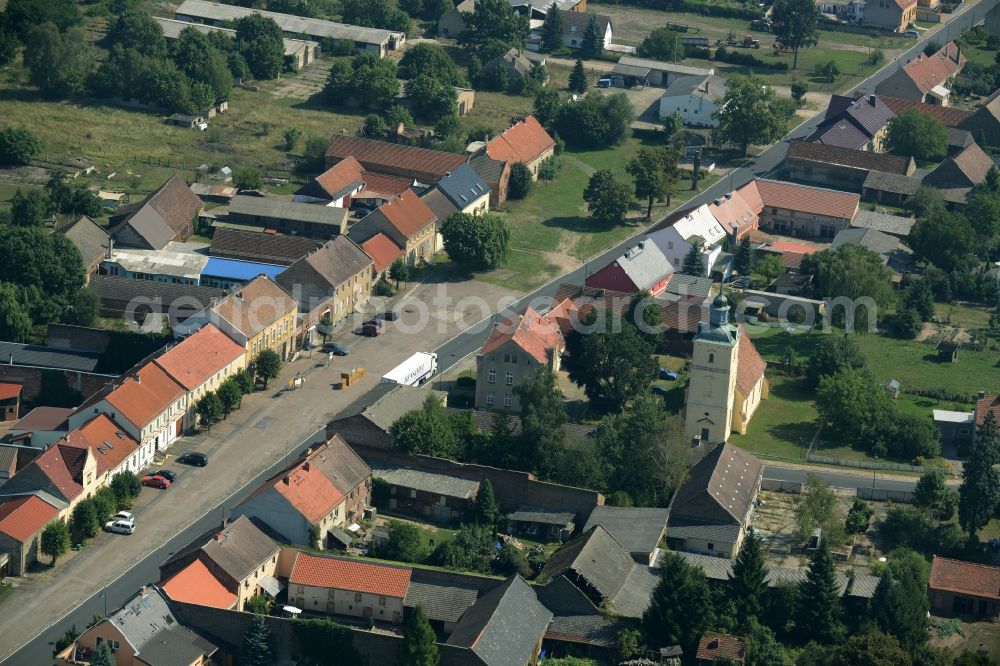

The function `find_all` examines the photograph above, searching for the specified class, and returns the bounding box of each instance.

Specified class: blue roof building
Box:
[200,257,285,289]
[435,164,491,212]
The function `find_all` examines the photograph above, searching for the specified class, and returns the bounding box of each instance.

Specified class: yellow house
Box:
[206,276,299,361]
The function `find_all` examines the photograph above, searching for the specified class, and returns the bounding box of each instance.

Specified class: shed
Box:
[507,506,575,543]
[885,378,900,399]
[167,114,205,128]
[937,341,959,362]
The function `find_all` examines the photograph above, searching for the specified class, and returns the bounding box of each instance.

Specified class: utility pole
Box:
[691,148,701,191]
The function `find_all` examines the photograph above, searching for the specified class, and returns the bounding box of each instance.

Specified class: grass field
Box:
[933,303,995,329]
[730,374,818,460]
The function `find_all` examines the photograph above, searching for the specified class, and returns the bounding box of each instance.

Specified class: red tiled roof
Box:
[155,324,245,391]
[325,136,466,181]
[378,190,437,239]
[754,179,859,220]
[930,556,1000,600]
[212,275,297,338]
[0,496,59,542]
[0,382,21,401]
[162,559,238,609]
[950,142,994,184]
[62,413,140,478]
[105,362,186,429]
[290,551,412,598]
[360,171,412,198]
[874,95,972,127]
[736,327,766,395]
[781,252,805,269]
[696,634,746,663]
[361,232,404,273]
[708,191,759,236]
[480,307,564,364]
[769,241,818,255]
[17,444,86,501]
[903,42,966,95]
[314,157,365,198]
[486,115,555,166]
[785,140,914,175]
[271,462,345,524]
[976,394,1000,429]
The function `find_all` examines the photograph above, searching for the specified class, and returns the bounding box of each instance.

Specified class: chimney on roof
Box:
[980,390,987,400]
[303,461,311,472]
[134,374,140,384]
[140,585,147,597]
[282,475,290,484]
[868,94,876,105]
[214,531,223,542]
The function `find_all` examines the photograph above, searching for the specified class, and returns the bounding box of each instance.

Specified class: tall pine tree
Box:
[568,58,588,94]
[870,549,929,652]
[959,412,1000,538]
[512,369,567,475]
[643,552,714,654]
[540,3,563,52]
[474,479,500,527]
[580,14,604,59]
[729,530,768,624]
[681,241,705,276]
[795,540,843,643]
[734,237,753,276]
[401,605,439,666]
[241,614,274,666]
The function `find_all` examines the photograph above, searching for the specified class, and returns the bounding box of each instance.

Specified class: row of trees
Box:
[196,358,280,427]
[47,471,144,563]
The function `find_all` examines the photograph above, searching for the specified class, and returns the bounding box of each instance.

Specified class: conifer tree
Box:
[540,3,563,52]
[580,14,603,59]
[568,59,588,94]
[474,479,500,527]
[960,412,1000,539]
[241,614,274,666]
[729,530,768,624]
[734,237,753,276]
[401,605,439,666]
[795,540,843,643]
[681,241,705,276]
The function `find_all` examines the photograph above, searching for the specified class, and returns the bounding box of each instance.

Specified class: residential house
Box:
[879,93,973,127]
[154,324,247,430]
[69,362,186,453]
[508,506,576,542]
[666,442,764,558]
[558,11,613,50]
[697,634,746,665]
[744,179,860,239]
[293,157,366,207]
[208,228,322,266]
[658,75,724,127]
[923,142,995,204]
[57,216,111,279]
[174,0,404,56]
[475,307,564,411]
[929,556,1000,618]
[831,227,914,273]
[347,190,438,266]
[360,232,405,279]
[161,559,239,610]
[109,175,203,250]
[7,406,73,449]
[582,506,669,564]
[585,241,674,296]
[369,462,480,522]
[160,515,280,611]
[612,56,713,87]
[478,48,538,89]
[288,551,412,623]
[437,0,473,37]
[422,163,491,217]
[0,382,20,421]
[510,0,587,19]
[0,494,62,575]
[486,115,556,182]
[55,585,219,666]
[226,196,349,239]
[324,136,466,185]
[647,205,728,278]
[87,275,227,327]
[807,94,896,151]
[959,90,1000,147]
[445,575,553,665]
[933,409,975,449]
[783,139,916,192]
[179,275,299,361]
[327,384,448,450]
[231,435,372,549]
[276,237,375,346]
[875,42,966,104]
[469,151,513,207]
[864,0,917,30]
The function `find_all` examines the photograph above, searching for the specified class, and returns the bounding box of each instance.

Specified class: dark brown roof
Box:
[876,94,972,127]
[696,634,746,663]
[122,175,202,237]
[209,228,321,265]
[670,442,763,526]
[325,136,466,182]
[786,140,913,175]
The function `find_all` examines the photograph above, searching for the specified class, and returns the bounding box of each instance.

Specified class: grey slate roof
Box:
[0,341,103,373]
[662,74,710,98]
[303,434,371,496]
[582,506,668,557]
[229,195,349,228]
[469,152,507,186]
[618,56,713,77]
[948,127,975,149]
[614,241,674,291]
[850,209,916,237]
[446,575,553,666]
[106,586,218,663]
[540,526,635,602]
[545,614,621,647]
[611,564,659,618]
[348,385,447,431]
[663,273,713,298]
[404,581,480,623]
[560,10,612,41]
[200,515,279,584]
[508,506,576,526]
[665,518,742,544]
[862,170,922,195]
[136,624,219,666]
[370,463,480,499]
[670,442,763,527]
[115,206,177,250]
[58,216,110,268]
[435,163,490,210]
[832,227,909,262]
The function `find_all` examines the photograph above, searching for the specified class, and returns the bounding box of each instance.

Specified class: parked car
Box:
[361,324,381,337]
[903,29,919,38]
[363,319,383,329]
[178,452,208,467]
[142,474,170,489]
[378,311,399,321]
[113,511,135,527]
[105,520,135,535]
[152,470,176,483]
[323,342,349,356]
[659,368,679,381]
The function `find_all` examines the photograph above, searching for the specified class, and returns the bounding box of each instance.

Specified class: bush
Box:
[508,162,532,199]
[0,127,42,166]
[845,498,873,534]
[537,156,559,181]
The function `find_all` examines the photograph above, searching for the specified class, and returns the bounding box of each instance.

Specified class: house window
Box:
[355,592,362,602]
[379,596,386,606]
[959,429,970,436]
[505,371,513,385]
[410,488,417,499]
[667,241,673,249]
[487,392,495,405]
[504,393,512,407]
[297,586,304,594]
[503,353,510,363]
[511,354,517,364]
[708,543,714,550]
[708,352,714,363]
[488,369,496,383]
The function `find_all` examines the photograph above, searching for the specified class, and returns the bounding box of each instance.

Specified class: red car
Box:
[142,474,171,489]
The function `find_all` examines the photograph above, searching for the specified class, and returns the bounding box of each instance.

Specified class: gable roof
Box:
[976,394,1000,430]
[58,216,110,268]
[403,580,480,623]
[480,307,564,364]
[606,241,674,292]
[228,195,349,231]
[0,341,103,374]
[0,382,20,402]
[290,551,412,597]
[446,575,553,666]
[876,94,972,127]
[582,506,668,557]
[209,228,321,266]
[0,444,86,502]
[162,559,239,609]
[930,556,1000,600]
[707,191,759,236]
[435,163,491,209]
[297,434,371,496]
[0,495,59,542]
[256,460,345,524]
[540,526,635,601]
[670,442,763,525]
[200,515,279,583]
[420,187,460,227]
[369,462,480,499]
[481,47,534,78]
[656,203,728,245]
[560,9,611,39]
[358,171,414,199]
[361,232,404,273]
[296,156,365,201]
[901,42,966,95]
[277,236,373,305]
[786,139,914,175]
[325,136,466,182]
[61,413,140,478]
[114,175,201,247]
[810,118,872,150]
[697,634,746,662]
[103,362,186,429]
[735,327,766,395]
[372,189,438,239]
[927,142,995,188]
[102,586,218,662]
[10,406,73,432]
[211,276,297,338]
[486,115,555,166]
[751,179,859,220]
[155,324,245,391]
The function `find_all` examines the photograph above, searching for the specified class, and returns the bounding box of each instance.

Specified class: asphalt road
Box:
[5,6,993,664]
[763,464,918,492]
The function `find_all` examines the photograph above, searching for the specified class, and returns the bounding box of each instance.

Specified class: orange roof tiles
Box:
[903,42,966,95]
[486,115,555,166]
[315,157,365,198]
[212,275,297,338]
[708,191,759,236]
[105,363,186,429]
[0,496,59,542]
[155,324,245,391]
[290,551,412,598]
[18,444,86,501]
[875,95,972,127]
[325,136,466,181]
[360,171,413,198]
[63,414,140,477]
[753,179,859,220]
[481,307,564,364]
[378,190,437,239]
[696,634,746,663]
[0,382,21,401]
[951,142,994,184]
[162,559,238,609]
[736,327,766,395]
[930,556,1000,600]
[976,394,1000,430]
[361,232,404,273]
[769,241,818,255]
[272,463,345,524]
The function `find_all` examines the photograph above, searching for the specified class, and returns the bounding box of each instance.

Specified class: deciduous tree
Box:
[627,145,680,219]
[0,285,32,342]
[712,75,795,156]
[570,311,657,412]
[391,395,458,457]
[0,127,41,166]
[771,0,819,69]
[24,23,96,98]
[406,74,458,121]
[909,208,975,273]
[800,244,895,331]
[71,499,101,539]
[254,349,282,388]
[886,109,948,162]
[233,167,263,192]
[398,42,462,84]
[217,377,243,416]
[583,169,631,225]
[816,368,892,444]
[441,213,511,270]
[197,391,223,426]
[806,334,866,388]
[40,520,70,566]
[459,0,529,54]
[106,9,167,57]
[554,92,634,148]
[913,469,958,520]
[235,14,284,80]
[638,27,684,62]
[513,369,567,476]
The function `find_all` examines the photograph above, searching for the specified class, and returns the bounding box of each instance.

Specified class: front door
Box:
[363,606,372,620]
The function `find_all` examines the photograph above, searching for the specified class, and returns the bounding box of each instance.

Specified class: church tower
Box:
[685,294,740,444]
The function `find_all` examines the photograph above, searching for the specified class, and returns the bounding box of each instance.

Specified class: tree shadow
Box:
[768,377,814,402]
[542,215,599,233]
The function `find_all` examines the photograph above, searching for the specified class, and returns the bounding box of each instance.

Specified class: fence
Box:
[806,452,946,475]
[761,478,803,494]
[857,487,915,503]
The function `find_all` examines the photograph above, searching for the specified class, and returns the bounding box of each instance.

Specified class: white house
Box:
[658,75,723,128]
[647,204,727,278]
[292,157,366,208]
[559,11,613,50]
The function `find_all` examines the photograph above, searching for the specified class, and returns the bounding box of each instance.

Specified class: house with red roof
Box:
[876,41,966,104]
[486,115,556,184]
[0,382,20,421]
[293,156,366,207]
[0,494,62,575]
[735,178,860,240]
[154,324,247,431]
[348,189,438,266]
[475,308,565,411]
[929,556,1000,618]
[288,551,412,624]
[69,362,187,452]
[361,232,405,278]
[161,558,239,610]
[697,633,746,664]
[231,435,371,549]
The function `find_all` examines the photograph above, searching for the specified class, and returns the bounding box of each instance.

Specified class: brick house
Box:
[876,42,966,104]
[288,551,412,624]
[485,115,556,183]
[929,556,1000,618]
[744,179,860,239]
[0,382,20,421]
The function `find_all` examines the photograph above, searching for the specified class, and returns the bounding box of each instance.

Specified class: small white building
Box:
[558,11,613,50]
[658,75,724,128]
[647,204,727,278]
[288,551,411,624]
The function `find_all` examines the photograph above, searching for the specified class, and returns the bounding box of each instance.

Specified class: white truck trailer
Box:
[380,352,438,386]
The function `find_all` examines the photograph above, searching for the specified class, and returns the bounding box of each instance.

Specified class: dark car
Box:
[179,452,208,467]
[363,319,383,328]
[651,385,670,397]
[152,469,177,482]
[378,311,399,321]
[658,368,678,381]
[323,342,349,356]
[361,324,382,337]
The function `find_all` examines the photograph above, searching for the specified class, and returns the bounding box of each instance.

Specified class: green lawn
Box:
[729,374,819,461]
[933,303,995,330]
